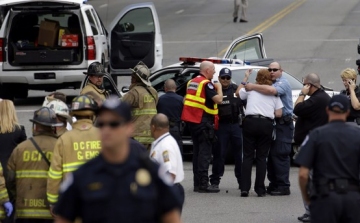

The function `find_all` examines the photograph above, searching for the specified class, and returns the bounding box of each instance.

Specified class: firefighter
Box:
[45,99,72,136]
[0,163,12,222]
[121,61,158,149]
[7,107,61,222]
[47,95,100,215]
[80,62,109,102]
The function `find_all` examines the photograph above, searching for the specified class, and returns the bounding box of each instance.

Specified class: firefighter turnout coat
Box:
[0,163,9,220]
[47,119,101,205]
[121,83,158,145]
[80,83,108,101]
[7,133,58,219]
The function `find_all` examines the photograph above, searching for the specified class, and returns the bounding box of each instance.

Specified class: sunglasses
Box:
[220,76,231,80]
[96,120,124,129]
[268,68,279,72]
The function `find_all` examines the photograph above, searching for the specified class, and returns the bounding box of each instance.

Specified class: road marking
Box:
[217,0,307,57]
[17,110,34,113]
[345,58,352,63]
[99,4,108,8]
[175,9,184,14]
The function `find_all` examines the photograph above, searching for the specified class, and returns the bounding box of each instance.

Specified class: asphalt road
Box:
[14,0,360,222]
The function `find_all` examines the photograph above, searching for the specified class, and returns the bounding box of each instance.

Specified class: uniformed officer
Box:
[245,62,294,196]
[156,79,184,153]
[54,97,181,223]
[181,61,223,193]
[209,68,243,192]
[80,62,109,103]
[339,68,360,125]
[45,99,72,135]
[295,94,360,223]
[47,95,100,213]
[0,163,13,222]
[122,61,158,149]
[7,107,61,222]
[150,113,185,212]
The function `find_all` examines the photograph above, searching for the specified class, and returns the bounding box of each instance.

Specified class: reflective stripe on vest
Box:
[0,189,7,201]
[132,109,157,116]
[48,167,62,180]
[16,170,48,179]
[0,209,5,220]
[17,209,52,218]
[63,162,85,173]
[47,193,58,204]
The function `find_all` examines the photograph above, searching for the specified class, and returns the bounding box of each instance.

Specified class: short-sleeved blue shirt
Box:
[273,75,293,116]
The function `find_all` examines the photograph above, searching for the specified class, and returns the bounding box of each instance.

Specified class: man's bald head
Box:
[164,79,177,92]
[151,113,169,129]
[305,73,321,88]
[269,62,281,69]
[199,61,215,79]
[200,61,213,72]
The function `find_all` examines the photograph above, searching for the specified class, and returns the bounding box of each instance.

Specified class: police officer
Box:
[150,114,185,212]
[182,61,223,193]
[122,61,158,149]
[80,62,109,102]
[47,95,100,212]
[209,68,243,192]
[45,99,72,135]
[245,62,294,196]
[54,97,181,223]
[7,107,61,222]
[295,94,360,223]
[156,79,184,153]
[339,68,360,125]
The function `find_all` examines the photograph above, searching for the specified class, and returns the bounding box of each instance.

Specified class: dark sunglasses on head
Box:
[96,120,124,129]
[220,76,231,80]
[268,68,279,72]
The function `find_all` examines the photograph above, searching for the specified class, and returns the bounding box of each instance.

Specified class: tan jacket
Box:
[80,83,108,101]
[122,83,158,145]
[47,119,101,204]
[7,133,58,219]
[0,163,9,220]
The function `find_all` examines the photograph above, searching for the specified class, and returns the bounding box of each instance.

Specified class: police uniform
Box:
[7,107,61,222]
[47,95,100,205]
[295,95,360,223]
[181,74,218,192]
[340,87,360,124]
[267,75,294,195]
[54,99,181,223]
[210,79,243,188]
[80,62,109,101]
[122,62,158,149]
[150,133,185,211]
[156,92,184,153]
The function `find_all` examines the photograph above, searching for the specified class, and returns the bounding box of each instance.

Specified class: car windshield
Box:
[231,69,303,90]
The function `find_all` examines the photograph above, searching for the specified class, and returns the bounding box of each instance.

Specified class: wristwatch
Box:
[299,92,306,96]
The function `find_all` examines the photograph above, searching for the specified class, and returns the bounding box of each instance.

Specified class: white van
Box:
[0,0,162,100]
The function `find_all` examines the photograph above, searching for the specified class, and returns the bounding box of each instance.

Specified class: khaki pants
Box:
[233,0,248,20]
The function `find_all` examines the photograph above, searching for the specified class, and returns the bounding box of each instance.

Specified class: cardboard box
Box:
[38,20,59,47]
[61,34,79,47]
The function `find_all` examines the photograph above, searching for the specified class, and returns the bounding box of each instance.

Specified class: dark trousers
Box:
[310,191,360,223]
[210,122,242,186]
[188,122,212,188]
[170,125,183,154]
[16,219,53,223]
[267,121,293,190]
[173,183,185,213]
[241,117,272,194]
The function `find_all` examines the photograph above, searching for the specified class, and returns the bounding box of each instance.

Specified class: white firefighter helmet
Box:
[45,99,72,124]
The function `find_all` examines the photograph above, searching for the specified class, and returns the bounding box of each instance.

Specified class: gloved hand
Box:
[3,201,13,217]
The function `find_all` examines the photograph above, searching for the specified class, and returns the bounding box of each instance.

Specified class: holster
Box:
[204,123,217,143]
[316,178,330,197]
[278,115,292,125]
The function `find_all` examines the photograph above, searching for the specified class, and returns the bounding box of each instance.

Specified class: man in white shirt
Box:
[150,113,185,211]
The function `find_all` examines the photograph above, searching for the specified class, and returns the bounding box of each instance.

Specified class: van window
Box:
[117,8,155,33]
[90,9,103,35]
[85,10,98,35]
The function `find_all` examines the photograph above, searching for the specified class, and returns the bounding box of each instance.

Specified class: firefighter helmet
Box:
[45,99,72,123]
[29,107,63,127]
[83,62,107,76]
[70,95,97,116]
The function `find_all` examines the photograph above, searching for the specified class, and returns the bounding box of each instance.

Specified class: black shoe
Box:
[240,19,248,23]
[193,186,199,192]
[270,188,291,196]
[208,184,220,193]
[298,213,310,222]
[233,17,238,23]
[266,186,275,194]
[240,191,249,197]
[257,193,266,197]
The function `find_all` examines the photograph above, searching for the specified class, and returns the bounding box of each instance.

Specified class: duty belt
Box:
[246,115,273,121]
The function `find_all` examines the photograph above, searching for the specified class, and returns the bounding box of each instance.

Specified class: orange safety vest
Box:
[181,75,218,126]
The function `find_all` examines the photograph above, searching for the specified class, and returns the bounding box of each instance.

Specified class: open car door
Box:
[108,2,163,76]
[224,33,268,63]
[81,73,121,98]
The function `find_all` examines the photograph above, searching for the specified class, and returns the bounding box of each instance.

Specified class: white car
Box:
[0,0,163,100]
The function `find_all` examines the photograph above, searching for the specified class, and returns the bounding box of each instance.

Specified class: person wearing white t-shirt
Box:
[150,113,185,212]
[237,69,283,197]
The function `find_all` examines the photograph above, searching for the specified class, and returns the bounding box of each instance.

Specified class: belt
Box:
[246,115,273,121]
[328,182,360,192]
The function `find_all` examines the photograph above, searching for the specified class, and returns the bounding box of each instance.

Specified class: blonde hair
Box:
[0,99,20,134]
[340,68,357,80]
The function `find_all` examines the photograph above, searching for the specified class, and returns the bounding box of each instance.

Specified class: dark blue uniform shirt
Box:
[157,92,184,124]
[54,140,181,223]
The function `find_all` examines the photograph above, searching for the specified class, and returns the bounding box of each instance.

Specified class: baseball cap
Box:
[219,68,232,77]
[328,94,350,113]
[96,96,132,122]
